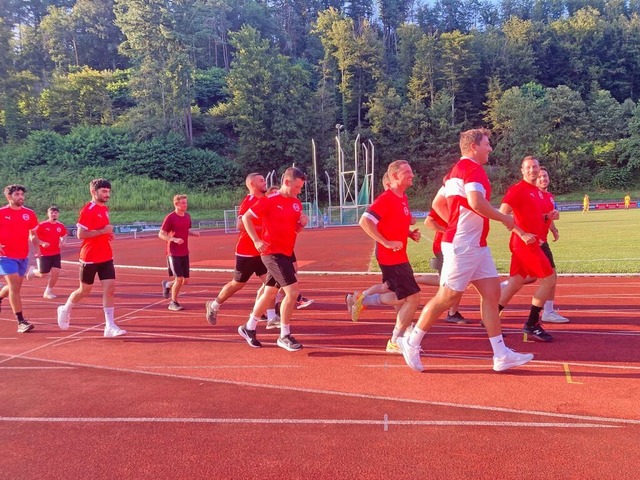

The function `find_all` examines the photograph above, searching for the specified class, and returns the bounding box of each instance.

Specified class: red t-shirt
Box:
[442,157,492,247]
[236,194,262,257]
[37,220,67,256]
[363,189,412,266]
[502,180,549,250]
[427,209,447,255]
[539,190,555,243]
[248,192,302,256]
[77,202,113,264]
[161,211,191,257]
[0,205,38,259]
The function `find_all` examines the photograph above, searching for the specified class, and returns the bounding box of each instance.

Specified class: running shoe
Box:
[57,305,70,330]
[296,296,314,309]
[445,311,469,324]
[385,339,401,354]
[43,290,57,300]
[161,280,171,299]
[396,336,424,372]
[205,300,217,325]
[493,349,534,372]
[523,323,553,342]
[17,320,34,333]
[345,292,356,313]
[351,292,366,322]
[168,301,184,311]
[238,325,262,348]
[104,326,127,338]
[266,315,281,330]
[277,334,302,351]
[541,310,569,323]
[25,266,37,281]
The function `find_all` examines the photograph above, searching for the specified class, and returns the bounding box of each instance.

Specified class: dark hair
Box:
[4,184,26,196]
[90,178,111,191]
[48,205,60,212]
[283,167,306,182]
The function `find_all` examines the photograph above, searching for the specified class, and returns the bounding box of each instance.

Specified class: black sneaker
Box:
[523,323,553,342]
[205,300,217,325]
[17,320,34,333]
[277,334,302,351]
[445,311,469,324]
[162,281,171,299]
[168,301,184,311]
[238,325,262,348]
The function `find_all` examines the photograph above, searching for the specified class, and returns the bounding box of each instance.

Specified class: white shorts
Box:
[440,243,498,292]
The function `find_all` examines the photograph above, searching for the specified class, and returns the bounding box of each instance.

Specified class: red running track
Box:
[1,227,639,479]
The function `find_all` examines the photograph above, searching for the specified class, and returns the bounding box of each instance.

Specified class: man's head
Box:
[90,178,111,205]
[537,166,550,191]
[459,128,492,164]
[387,160,414,191]
[173,194,188,213]
[381,172,391,191]
[47,205,60,221]
[246,173,267,195]
[281,167,306,198]
[521,156,540,185]
[4,184,26,208]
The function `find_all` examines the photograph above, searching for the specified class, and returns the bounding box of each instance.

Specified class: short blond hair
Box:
[173,194,188,204]
[459,128,491,154]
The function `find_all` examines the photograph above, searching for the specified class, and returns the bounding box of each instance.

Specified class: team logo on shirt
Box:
[56,227,62,233]
[293,203,300,212]
[404,206,409,216]
[538,191,544,199]
[22,213,30,221]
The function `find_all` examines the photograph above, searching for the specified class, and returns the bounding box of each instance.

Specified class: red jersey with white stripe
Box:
[37,220,67,256]
[0,205,38,259]
[442,157,491,247]
[502,180,549,249]
[363,189,412,266]
[236,194,262,257]
[248,192,302,256]
[77,202,112,263]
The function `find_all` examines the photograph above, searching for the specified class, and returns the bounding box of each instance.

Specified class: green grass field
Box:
[405,209,640,274]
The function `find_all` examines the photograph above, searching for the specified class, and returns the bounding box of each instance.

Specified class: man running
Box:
[27,206,67,299]
[0,184,39,333]
[397,128,533,372]
[57,179,127,337]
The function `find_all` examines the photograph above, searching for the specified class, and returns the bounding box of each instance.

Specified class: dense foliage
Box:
[3,0,640,208]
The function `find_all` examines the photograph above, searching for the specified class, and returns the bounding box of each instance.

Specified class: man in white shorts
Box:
[397,128,534,373]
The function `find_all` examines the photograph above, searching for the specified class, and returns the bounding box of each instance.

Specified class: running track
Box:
[1,227,639,479]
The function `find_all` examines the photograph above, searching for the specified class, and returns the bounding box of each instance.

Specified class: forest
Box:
[3,0,640,212]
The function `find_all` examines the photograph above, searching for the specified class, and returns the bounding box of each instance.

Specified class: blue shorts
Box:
[0,257,29,277]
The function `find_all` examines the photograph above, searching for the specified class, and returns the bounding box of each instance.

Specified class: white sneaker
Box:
[541,310,570,323]
[266,315,281,330]
[493,349,534,372]
[25,266,37,280]
[396,336,424,372]
[43,290,57,300]
[104,326,127,338]
[57,305,70,330]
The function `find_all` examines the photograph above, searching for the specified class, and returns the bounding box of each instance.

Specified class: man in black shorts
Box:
[27,206,67,299]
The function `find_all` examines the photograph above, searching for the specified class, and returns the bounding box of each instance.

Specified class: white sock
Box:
[266,308,276,320]
[543,300,554,314]
[363,294,381,306]
[408,327,427,348]
[104,307,115,329]
[63,299,75,311]
[246,315,259,330]
[391,326,403,343]
[212,300,221,309]
[280,323,291,337]
[489,335,509,357]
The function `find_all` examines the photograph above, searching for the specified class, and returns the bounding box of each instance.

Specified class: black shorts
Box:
[37,254,62,274]
[234,255,268,283]
[380,262,420,300]
[261,254,298,288]
[540,242,556,269]
[80,260,116,285]
[167,255,190,278]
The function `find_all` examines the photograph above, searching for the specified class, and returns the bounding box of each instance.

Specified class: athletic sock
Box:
[16,311,25,323]
[526,305,543,327]
[104,307,115,328]
[363,294,382,306]
[246,315,259,330]
[266,308,277,320]
[543,300,554,314]
[280,323,291,337]
[408,326,426,348]
[212,300,221,310]
[489,335,509,357]
[64,299,75,311]
[391,326,403,343]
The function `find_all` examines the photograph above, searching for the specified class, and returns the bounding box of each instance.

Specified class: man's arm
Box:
[431,191,449,223]
[468,191,514,230]
[242,211,267,253]
[78,224,113,239]
[358,215,402,251]
[499,202,536,244]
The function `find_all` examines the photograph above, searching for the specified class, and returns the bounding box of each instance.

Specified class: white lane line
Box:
[0,366,75,370]
[3,353,638,426]
[0,417,619,428]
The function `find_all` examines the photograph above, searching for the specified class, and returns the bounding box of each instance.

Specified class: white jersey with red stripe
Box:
[442,157,491,247]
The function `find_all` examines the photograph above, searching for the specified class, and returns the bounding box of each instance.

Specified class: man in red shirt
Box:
[159,194,200,311]
[239,167,308,351]
[0,184,39,333]
[27,206,67,299]
[397,128,533,373]
[358,160,422,353]
[56,179,127,338]
[497,157,561,342]
[204,173,280,327]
